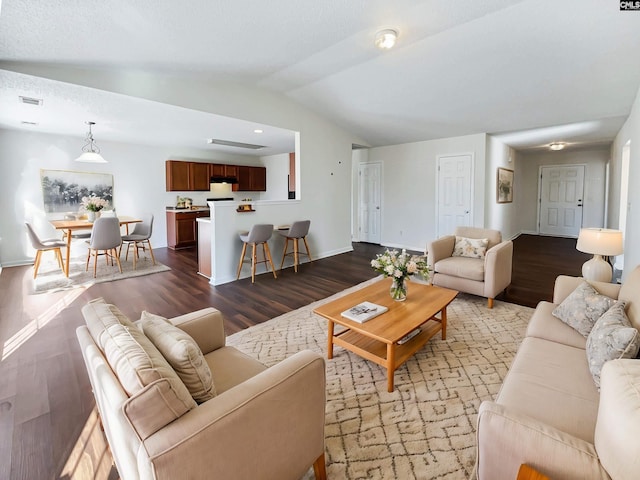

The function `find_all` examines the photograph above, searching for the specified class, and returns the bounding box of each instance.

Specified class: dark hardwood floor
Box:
[0,235,588,480]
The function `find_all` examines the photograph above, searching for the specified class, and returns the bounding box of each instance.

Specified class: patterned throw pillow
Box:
[586,301,640,388]
[140,311,216,403]
[452,236,489,259]
[552,281,616,337]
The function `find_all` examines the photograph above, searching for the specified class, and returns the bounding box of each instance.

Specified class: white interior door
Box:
[358,163,381,244]
[437,154,472,236]
[538,165,585,237]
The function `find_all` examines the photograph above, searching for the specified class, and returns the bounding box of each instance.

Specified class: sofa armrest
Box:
[142,350,326,480]
[483,240,513,298]
[553,276,621,304]
[426,235,455,269]
[170,308,226,354]
[476,401,610,480]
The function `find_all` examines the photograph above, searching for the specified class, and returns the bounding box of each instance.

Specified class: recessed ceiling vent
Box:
[207,138,265,150]
[19,96,43,106]
[21,121,39,126]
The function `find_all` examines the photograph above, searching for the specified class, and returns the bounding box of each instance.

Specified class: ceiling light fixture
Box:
[254,129,263,134]
[76,121,107,163]
[549,142,566,151]
[375,29,398,50]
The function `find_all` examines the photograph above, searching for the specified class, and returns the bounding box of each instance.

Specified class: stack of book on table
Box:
[341,302,388,323]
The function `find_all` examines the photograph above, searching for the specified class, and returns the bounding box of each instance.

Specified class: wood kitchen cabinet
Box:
[209,163,226,178]
[233,165,266,192]
[166,210,209,249]
[166,161,210,191]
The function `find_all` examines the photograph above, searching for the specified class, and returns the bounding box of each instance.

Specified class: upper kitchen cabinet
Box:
[209,164,226,178]
[166,160,210,191]
[233,166,266,192]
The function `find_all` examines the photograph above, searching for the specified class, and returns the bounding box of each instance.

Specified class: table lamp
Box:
[576,228,623,282]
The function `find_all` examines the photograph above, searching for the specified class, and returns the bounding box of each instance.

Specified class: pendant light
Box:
[76,121,107,163]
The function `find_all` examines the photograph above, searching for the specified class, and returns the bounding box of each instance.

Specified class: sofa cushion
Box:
[434,256,485,282]
[552,281,616,337]
[140,311,216,403]
[619,265,640,331]
[595,359,640,480]
[496,337,600,443]
[452,236,489,259]
[586,301,640,388]
[525,301,587,349]
[81,299,196,434]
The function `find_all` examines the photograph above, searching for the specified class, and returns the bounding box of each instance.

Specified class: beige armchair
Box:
[77,300,327,480]
[427,226,513,308]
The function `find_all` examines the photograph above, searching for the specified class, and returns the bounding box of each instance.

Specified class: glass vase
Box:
[390,277,408,302]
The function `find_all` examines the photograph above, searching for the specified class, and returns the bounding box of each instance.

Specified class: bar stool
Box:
[236,224,278,283]
[278,220,312,273]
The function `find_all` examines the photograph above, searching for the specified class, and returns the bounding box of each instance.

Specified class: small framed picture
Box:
[497,167,514,204]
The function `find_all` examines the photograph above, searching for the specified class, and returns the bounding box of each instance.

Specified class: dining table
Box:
[49,216,142,277]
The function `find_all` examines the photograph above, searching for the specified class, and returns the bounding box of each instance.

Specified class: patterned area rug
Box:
[226,278,534,480]
[32,250,170,294]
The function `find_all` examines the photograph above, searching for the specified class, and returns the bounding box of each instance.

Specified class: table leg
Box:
[387,343,396,392]
[441,307,447,340]
[64,229,72,277]
[327,320,334,359]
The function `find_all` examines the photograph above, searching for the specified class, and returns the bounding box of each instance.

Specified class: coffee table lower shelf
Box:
[332,319,443,391]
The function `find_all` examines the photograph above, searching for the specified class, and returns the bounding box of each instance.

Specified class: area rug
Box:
[32,252,170,294]
[226,279,534,480]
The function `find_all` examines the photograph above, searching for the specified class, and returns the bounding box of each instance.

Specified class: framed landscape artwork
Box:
[40,169,114,214]
[497,167,514,204]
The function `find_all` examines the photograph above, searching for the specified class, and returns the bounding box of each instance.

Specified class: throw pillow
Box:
[552,281,616,337]
[140,311,216,403]
[452,236,489,259]
[586,301,640,388]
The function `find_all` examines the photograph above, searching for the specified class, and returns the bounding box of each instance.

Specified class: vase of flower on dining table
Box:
[370,248,430,301]
[82,194,109,222]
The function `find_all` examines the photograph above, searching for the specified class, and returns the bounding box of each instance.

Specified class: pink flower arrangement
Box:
[81,195,109,212]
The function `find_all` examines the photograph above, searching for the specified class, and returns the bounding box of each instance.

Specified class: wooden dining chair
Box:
[119,213,155,270]
[86,217,122,278]
[25,222,66,279]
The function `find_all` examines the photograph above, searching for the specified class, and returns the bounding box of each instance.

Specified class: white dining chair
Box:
[86,217,123,278]
[25,222,66,279]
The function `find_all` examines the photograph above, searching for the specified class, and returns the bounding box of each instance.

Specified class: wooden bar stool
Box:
[278,220,312,273]
[236,224,278,283]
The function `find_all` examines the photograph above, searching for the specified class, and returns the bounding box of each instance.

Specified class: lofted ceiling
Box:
[1,0,639,154]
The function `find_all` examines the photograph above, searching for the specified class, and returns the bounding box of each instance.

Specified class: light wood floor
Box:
[0,236,587,479]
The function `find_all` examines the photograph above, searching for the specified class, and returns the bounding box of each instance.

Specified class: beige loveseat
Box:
[427,226,513,308]
[76,299,327,480]
[475,266,640,480]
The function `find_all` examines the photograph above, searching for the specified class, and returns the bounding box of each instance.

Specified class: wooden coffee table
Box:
[314,278,458,392]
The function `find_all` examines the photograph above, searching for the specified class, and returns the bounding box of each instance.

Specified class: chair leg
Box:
[236,242,247,279]
[303,236,313,262]
[33,250,43,279]
[86,249,92,272]
[132,242,138,270]
[264,242,277,279]
[93,250,99,278]
[146,240,156,265]
[114,248,122,273]
[313,453,327,480]
[251,243,257,283]
[487,298,494,309]
[279,237,289,270]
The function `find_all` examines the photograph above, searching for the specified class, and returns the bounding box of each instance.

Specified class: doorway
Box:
[358,163,382,244]
[436,154,473,236]
[538,164,585,237]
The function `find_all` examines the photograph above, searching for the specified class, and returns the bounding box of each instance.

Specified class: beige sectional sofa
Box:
[475,266,640,480]
[77,299,327,480]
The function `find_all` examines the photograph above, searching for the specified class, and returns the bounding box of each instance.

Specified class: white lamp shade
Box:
[576,228,623,256]
[75,151,107,163]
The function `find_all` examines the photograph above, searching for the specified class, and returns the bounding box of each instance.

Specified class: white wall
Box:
[485,136,519,239]
[611,84,640,280]
[517,146,610,235]
[0,66,364,267]
[260,153,289,201]
[356,133,487,252]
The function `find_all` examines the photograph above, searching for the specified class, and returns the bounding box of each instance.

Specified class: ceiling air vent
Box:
[21,121,39,126]
[19,96,43,106]
[207,138,265,150]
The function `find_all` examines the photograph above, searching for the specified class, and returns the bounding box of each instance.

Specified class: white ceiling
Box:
[1,0,639,153]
